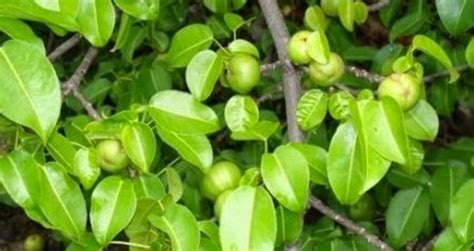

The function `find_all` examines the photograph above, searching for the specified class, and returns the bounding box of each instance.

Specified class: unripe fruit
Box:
[23,234,45,251]
[200,161,242,200]
[308,53,345,87]
[226,53,261,94]
[321,0,340,16]
[288,31,312,65]
[377,73,421,110]
[349,194,376,221]
[96,139,130,173]
[214,190,232,220]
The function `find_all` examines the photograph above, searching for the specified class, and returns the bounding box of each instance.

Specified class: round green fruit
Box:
[214,190,232,220]
[288,31,312,65]
[96,139,130,173]
[349,194,376,221]
[23,234,45,251]
[377,73,421,110]
[200,161,242,200]
[321,0,340,16]
[226,53,261,94]
[308,53,345,87]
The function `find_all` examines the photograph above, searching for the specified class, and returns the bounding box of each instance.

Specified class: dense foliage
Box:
[0,0,473,250]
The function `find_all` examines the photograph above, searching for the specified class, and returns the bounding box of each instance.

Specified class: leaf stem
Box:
[109,241,151,249]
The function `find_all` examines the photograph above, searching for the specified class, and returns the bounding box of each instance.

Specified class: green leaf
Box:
[328,122,364,205]
[162,167,184,202]
[296,89,328,131]
[133,174,166,200]
[166,24,214,68]
[353,2,368,24]
[429,165,470,226]
[156,124,213,172]
[338,0,355,31]
[185,50,223,101]
[386,187,429,247]
[223,13,245,31]
[46,132,77,173]
[276,206,303,246]
[411,35,459,82]
[466,37,474,68]
[0,150,41,209]
[363,97,410,165]
[73,148,101,190]
[306,31,330,64]
[261,145,309,212]
[389,14,427,42]
[0,17,44,52]
[230,120,279,141]
[114,0,160,20]
[203,0,231,13]
[433,227,472,251]
[149,90,220,134]
[228,39,260,58]
[199,220,220,245]
[435,0,474,35]
[289,143,328,185]
[77,0,116,47]
[220,186,277,251]
[33,0,80,15]
[0,40,60,142]
[38,163,87,242]
[450,179,474,242]
[224,95,259,132]
[125,198,164,248]
[122,122,157,173]
[90,176,137,245]
[148,203,200,251]
[404,100,439,142]
[304,5,327,31]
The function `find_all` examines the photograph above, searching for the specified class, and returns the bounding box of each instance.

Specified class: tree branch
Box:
[368,0,390,12]
[258,0,304,143]
[423,64,470,82]
[345,65,384,83]
[309,196,394,251]
[48,34,82,61]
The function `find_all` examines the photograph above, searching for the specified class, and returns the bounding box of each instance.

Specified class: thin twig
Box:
[309,196,394,251]
[62,47,99,95]
[420,234,439,251]
[71,88,101,120]
[258,0,304,143]
[47,34,82,61]
[368,0,390,12]
[261,61,283,75]
[257,85,284,104]
[345,65,384,83]
[423,64,470,82]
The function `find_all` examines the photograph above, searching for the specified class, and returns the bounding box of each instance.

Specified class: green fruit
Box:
[214,190,232,220]
[349,194,376,221]
[308,53,345,87]
[288,31,312,65]
[200,161,242,200]
[321,0,340,16]
[377,73,421,110]
[226,53,261,94]
[23,234,45,251]
[96,139,130,173]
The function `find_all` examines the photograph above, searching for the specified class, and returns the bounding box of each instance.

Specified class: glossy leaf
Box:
[0,17,44,52]
[338,0,355,31]
[435,0,474,35]
[230,120,279,141]
[125,198,164,247]
[163,167,183,202]
[0,40,60,142]
[433,227,472,251]
[38,163,87,242]
[307,31,330,64]
[166,24,214,68]
[224,95,259,132]
[133,174,166,200]
[90,176,137,245]
[220,186,277,251]
[429,165,470,226]
[77,0,116,47]
[114,0,160,20]
[450,179,474,242]
[149,90,220,134]
[304,5,327,31]
[224,13,245,31]
[353,2,368,24]
[262,145,309,212]
[186,50,223,101]
[156,124,213,172]
[203,0,231,14]
[122,122,156,173]
[411,35,459,82]
[405,100,439,141]
[46,132,77,173]
[297,89,328,131]
[386,187,429,247]
[289,143,328,185]
[228,39,260,58]
[73,148,100,190]
[466,37,474,68]
[276,206,303,246]
[148,203,200,251]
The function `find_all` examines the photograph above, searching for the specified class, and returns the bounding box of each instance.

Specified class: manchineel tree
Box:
[0,0,473,250]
